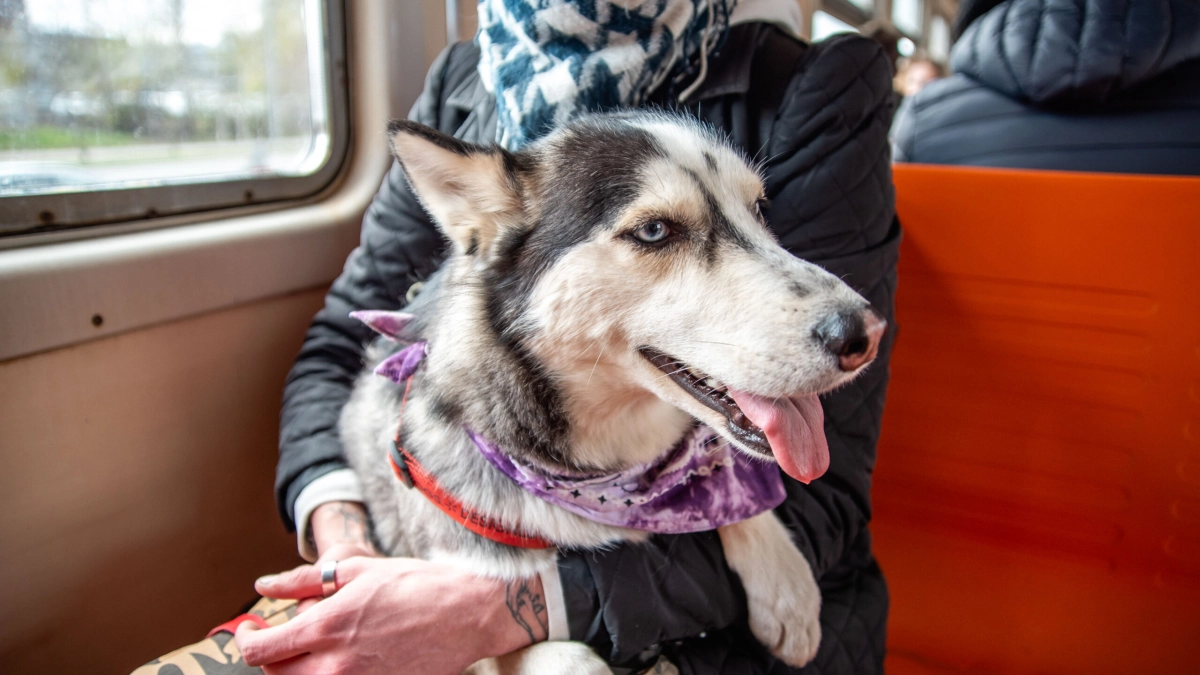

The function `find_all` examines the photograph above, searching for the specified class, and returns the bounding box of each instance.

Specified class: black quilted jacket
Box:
[278,24,900,674]
[892,0,1200,175]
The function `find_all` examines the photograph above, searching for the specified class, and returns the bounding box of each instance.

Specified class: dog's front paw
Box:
[744,564,821,666]
[718,513,822,667]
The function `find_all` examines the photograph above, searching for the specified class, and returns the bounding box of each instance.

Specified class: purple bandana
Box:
[469,426,785,534]
[350,310,415,341]
[352,310,426,383]
[356,322,786,534]
[374,341,428,384]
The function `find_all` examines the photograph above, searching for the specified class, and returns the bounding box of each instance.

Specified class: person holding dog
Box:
[141,0,900,673]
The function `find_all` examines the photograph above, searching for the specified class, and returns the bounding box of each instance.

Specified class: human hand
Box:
[235,557,548,675]
[298,501,380,613]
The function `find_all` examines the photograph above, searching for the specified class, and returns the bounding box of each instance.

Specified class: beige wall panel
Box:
[0,288,329,674]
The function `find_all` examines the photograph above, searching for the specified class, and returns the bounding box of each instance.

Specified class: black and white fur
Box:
[340,112,881,674]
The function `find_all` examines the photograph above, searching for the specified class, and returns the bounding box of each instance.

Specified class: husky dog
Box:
[340,112,885,674]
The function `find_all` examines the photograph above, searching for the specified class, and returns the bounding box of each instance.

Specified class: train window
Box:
[928,15,950,61]
[0,0,348,236]
[812,11,857,42]
[892,0,923,37]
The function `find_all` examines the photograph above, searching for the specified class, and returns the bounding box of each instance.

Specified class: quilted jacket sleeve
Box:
[558,35,899,674]
[274,46,458,529]
[763,33,899,586]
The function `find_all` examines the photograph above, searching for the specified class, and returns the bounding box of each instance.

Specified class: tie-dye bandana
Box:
[361,326,786,535]
[476,0,738,149]
[471,425,785,533]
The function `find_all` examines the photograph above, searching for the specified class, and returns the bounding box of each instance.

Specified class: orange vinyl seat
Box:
[874,165,1200,674]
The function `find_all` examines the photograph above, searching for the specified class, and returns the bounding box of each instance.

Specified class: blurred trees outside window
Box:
[0,0,329,196]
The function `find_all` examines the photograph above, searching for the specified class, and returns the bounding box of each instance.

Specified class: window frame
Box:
[0,0,351,238]
[812,10,859,41]
[820,0,874,28]
[890,0,925,37]
[806,0,960,65]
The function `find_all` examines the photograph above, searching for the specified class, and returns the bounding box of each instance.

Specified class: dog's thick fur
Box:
[340,112,879,674]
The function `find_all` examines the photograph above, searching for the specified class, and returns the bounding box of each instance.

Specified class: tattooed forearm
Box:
[504,579,548,644]
[310,501,377,556]
[336,502,369,541]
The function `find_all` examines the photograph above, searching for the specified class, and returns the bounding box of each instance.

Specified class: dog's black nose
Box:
[815,307,887,372]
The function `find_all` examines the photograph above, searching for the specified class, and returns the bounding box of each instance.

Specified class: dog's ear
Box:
[388,120,524,257]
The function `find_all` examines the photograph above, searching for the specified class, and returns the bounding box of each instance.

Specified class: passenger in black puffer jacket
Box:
[270,12,899,675]
[893,0,1200,175]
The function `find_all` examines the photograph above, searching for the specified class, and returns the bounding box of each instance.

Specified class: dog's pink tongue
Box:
[727,390,829,483]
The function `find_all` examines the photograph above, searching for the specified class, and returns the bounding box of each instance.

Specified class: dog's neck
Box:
[529,341,695,469]
[420,281,692,472]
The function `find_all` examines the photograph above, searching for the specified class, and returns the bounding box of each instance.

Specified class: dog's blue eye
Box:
[633,221,671,243]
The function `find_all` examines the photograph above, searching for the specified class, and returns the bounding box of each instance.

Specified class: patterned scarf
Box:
[476,0,738,149]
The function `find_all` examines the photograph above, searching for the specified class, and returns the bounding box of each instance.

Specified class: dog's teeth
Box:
[686,367,703,380]
[703,377,718,389]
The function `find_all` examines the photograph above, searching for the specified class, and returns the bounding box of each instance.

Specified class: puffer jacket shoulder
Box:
[893,0,1200,174]
[767,33,897,261]
[955,0,1200,105]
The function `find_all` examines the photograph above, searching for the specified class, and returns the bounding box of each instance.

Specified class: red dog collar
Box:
[388,368,553,550]
[388,441,553,549]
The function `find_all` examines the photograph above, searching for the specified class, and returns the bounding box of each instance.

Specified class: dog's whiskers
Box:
[585,343,605,389]
[704,439,733,457]
[643,170,669,202]
[652,364,691,383]
[689,339,738,348]
[653,169,668,193]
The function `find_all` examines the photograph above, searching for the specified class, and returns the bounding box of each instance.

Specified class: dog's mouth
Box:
[639,347,771,455]
[639,346,831,484]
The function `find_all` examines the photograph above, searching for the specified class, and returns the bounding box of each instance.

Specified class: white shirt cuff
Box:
[538,555,570,642]
[294,468,365,562]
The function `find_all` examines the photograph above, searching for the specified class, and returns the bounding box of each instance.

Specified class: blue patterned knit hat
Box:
[477,0,737,149]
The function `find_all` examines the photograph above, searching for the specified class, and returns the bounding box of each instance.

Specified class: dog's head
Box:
[389,113,884,482]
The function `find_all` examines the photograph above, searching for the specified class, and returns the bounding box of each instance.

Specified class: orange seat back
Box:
[875,165,1200,674]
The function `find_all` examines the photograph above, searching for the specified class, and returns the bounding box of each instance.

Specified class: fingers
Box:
[238,611,357,672]
[262,653,340,675]
[295,597,320,615]
[259,653,306,675]
[235,621,312,666]
[255,557,374,599]
[238,567,374,668]
[254,564,322,600]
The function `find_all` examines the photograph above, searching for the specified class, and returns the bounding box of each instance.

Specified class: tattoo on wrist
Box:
[313,502,375,554]
[335,502,368,541]
[505,580,548,644]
